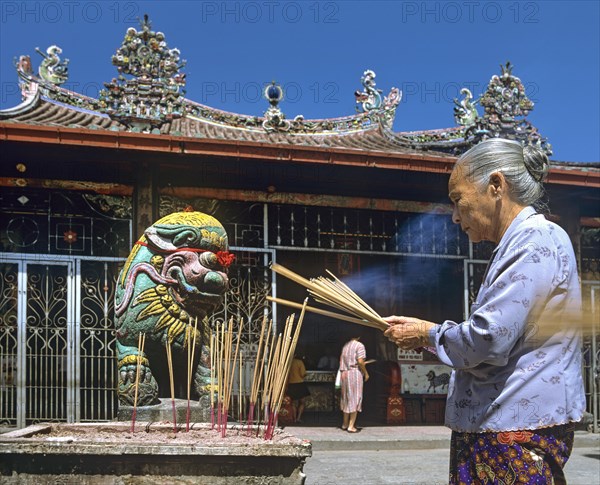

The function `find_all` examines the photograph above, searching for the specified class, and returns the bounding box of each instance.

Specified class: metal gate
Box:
[583,282,600,433]
[0,254,123,428]
[0,249,274,428]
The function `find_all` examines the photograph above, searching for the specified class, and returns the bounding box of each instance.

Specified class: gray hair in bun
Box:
[456,138,549,209]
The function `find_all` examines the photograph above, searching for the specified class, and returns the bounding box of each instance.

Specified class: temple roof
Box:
[1,88,468,157]
[0,16,594,172]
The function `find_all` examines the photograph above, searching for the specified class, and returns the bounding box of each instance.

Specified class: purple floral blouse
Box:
[429,207,586,432]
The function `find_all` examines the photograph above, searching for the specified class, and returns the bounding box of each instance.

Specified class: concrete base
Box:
[0,422,311,485]
[117,397,209,423]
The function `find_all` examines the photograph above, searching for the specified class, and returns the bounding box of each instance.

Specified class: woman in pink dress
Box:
[339,337,369,433]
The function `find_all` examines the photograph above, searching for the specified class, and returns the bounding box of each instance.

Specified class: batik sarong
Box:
[449,424,574,485]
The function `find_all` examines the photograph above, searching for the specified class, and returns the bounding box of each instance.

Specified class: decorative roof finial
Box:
[97,14,187,133]
[354,70,382,112]
[353,69,401,128]
[35,45,69,85]
[262,81,290,132]
[455,61,551,155]
[453,88,478,127]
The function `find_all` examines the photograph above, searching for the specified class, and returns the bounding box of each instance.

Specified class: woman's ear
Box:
[489,171,505,198]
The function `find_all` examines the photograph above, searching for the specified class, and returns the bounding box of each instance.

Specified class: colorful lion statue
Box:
[115,211,233,410]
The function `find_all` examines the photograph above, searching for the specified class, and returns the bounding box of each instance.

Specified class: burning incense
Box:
[238,352,243,422]
[217,321,226,431]
[210,331,215,429]
[131,332,146,433]
[263,332,282,427]
[270,263,388,331]
[265,299,308,440]
[165,339,177,433]
[247,316,268,433]
[252,320,274,436]
[222,318,243,438]
[185,317,199,432]
[266,296,382,329]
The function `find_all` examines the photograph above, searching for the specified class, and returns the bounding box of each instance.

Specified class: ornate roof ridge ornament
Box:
[96,14,187,133]
[453,88,478,127]
[10,51,105,115]
[454,61,552,155]
[354,69,401,129]
[262,81,291,132]
[35,45,69,85]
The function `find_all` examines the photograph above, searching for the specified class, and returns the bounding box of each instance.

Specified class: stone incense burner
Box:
[0,421,311,484]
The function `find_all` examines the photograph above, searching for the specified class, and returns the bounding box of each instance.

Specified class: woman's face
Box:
[448,166,498,243]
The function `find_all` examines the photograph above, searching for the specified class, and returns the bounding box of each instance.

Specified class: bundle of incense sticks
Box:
[246,315,269,435]
[204,306,307,440]
[211,318,244,437]
[270,263,388,331]
[262,299,308,440]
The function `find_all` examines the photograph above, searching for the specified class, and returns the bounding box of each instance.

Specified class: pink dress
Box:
[339,340,366,413]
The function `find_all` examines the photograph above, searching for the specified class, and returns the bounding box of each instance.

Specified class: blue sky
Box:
[1,1,598,162]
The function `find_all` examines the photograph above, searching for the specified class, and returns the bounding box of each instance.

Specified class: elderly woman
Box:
[384,139,585,484]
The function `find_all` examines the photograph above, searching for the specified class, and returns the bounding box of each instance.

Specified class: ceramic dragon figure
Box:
[354,69,383,112]
[35,45,69,85]
[115,211,233,409]
[453,88,479,128]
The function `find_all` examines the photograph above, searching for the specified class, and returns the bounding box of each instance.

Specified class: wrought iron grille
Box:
[25,263,70,424]
[0,263,18,427]
[0,257,123,428]
[0,189,131,257]
[207,250,273,345]
[269,204,468,256]
[204,249,274,423]
[79,260,120,422]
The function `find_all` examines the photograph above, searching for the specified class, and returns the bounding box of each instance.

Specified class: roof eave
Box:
[1,122,598,188]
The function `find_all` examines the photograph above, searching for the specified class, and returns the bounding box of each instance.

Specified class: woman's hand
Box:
[383,316,436,350]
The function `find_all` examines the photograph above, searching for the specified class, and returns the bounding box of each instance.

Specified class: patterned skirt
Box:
[449,424,574,485]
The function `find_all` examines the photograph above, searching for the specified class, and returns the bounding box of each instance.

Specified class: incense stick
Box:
[216,322,225,431]
[266,299,308,440]
[254,320,274,436]
[185,317,199,432]
[274,300,308,435]
[266,296,383,329]
[210,331,215,429]
[247,316,268,434]
[186,324,191,432]
[131,332,146,433]
[270,263,388,330]
[165,339,177,433]
[222,318,243,437]
[238,352,244,423]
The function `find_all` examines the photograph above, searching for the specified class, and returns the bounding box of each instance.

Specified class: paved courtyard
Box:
[290,425,600,485]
